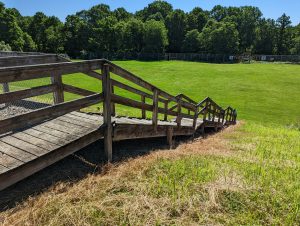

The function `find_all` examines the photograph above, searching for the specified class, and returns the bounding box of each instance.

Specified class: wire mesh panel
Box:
[0,78,54,120]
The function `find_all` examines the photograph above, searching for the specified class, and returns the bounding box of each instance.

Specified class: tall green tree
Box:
[182,29,201,52]
[113,7,132,21]
[63,15,89,57]
[136,1,173,21]
[187,7,208,32]
[143,19,168,53]
[122,18,145,52]
[200,20,240,54]
[238,6,262,52]
[276,13,292,54]
[0,4,35,51]
[291,24,300,54]
[166,9,187,52]
[254,19,276,54]
[88,16,119,53]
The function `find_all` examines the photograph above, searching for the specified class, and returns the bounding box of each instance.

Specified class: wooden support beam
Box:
[221,111,225,124]
[111,85,116,116]
[193,106,198,129]
[176,100,182,127]
[212,105,216,122]
[102,64,113,162]
[141,95,146,119]
[152,89,159,131]
[167,126,174,149]
[164,101,168,121]
[51,72,64,104]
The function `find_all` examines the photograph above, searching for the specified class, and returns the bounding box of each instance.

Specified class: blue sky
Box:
[2,0,300,24]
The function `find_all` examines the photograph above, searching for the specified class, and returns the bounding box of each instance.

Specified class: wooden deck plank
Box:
[48,118,94,133]
[23,128,70,146]
[0,141,36,162]
[58,115,99,129]
[0,136,49,156]
[70,111,103,122]
[65,112,99,124]
[0,128,104,191]
[41,121,87,137]
[0,151,23,169]
[0,164,8,174]
[12,132,60,151]
[32,124,79,141]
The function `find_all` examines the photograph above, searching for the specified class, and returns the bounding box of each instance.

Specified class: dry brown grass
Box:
[0,124,242,226]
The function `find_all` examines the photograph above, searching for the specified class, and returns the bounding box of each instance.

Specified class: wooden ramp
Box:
[0,58,237,191]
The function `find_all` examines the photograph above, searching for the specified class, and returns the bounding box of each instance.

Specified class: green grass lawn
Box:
[111,61,300,126]
[7,60,300,125]
[1,61,300,225]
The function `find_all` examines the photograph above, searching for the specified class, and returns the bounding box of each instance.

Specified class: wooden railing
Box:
[0,59,237,161]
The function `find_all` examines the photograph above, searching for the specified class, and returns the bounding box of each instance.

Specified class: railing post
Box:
[51,72,64,104]
[176,99,182,127]
[167,126,174,149]
[141,95,146,119]
[152,89,159,131]
[164,101,168,121]
[193,106,198,129]
[102,63,113,162]
[222,110,225,125]
[212,105,216,122]
[207,103,211,121]
[229,109,232,123]
[203,101,208,122]
[111,84,116,116]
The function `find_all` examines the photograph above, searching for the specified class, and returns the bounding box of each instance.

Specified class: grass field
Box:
[7,61,300,125]
[64,61,299,126]
[1,61,300,225]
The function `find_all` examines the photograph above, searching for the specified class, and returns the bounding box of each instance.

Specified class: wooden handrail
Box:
[0,59,105,83]
[107,61,196,111]
[0,93,104,134]
[0,84,56,104]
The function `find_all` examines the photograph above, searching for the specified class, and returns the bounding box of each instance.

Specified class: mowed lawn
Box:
[114,61,300,125]
[61,60,299,126]
[9,60,299,125]
[1,61,300,225]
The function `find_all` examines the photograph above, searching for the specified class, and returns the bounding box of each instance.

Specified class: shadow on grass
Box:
[0,127,217,211]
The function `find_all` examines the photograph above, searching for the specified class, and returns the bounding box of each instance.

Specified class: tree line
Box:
[0,1,300,58]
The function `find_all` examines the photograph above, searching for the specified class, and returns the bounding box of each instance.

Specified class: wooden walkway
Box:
[0,56,237,191]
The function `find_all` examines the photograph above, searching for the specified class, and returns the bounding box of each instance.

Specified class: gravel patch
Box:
[0,104,33,120]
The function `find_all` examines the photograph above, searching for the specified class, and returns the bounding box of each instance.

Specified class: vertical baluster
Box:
[111,84,116,116]
[164,100,168,121]
[176,100,182,127]
[102,64,113,162]
[193,106,198,129]
[51,72,64,104]
[141,95,146,119]
[152,90,159,131]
